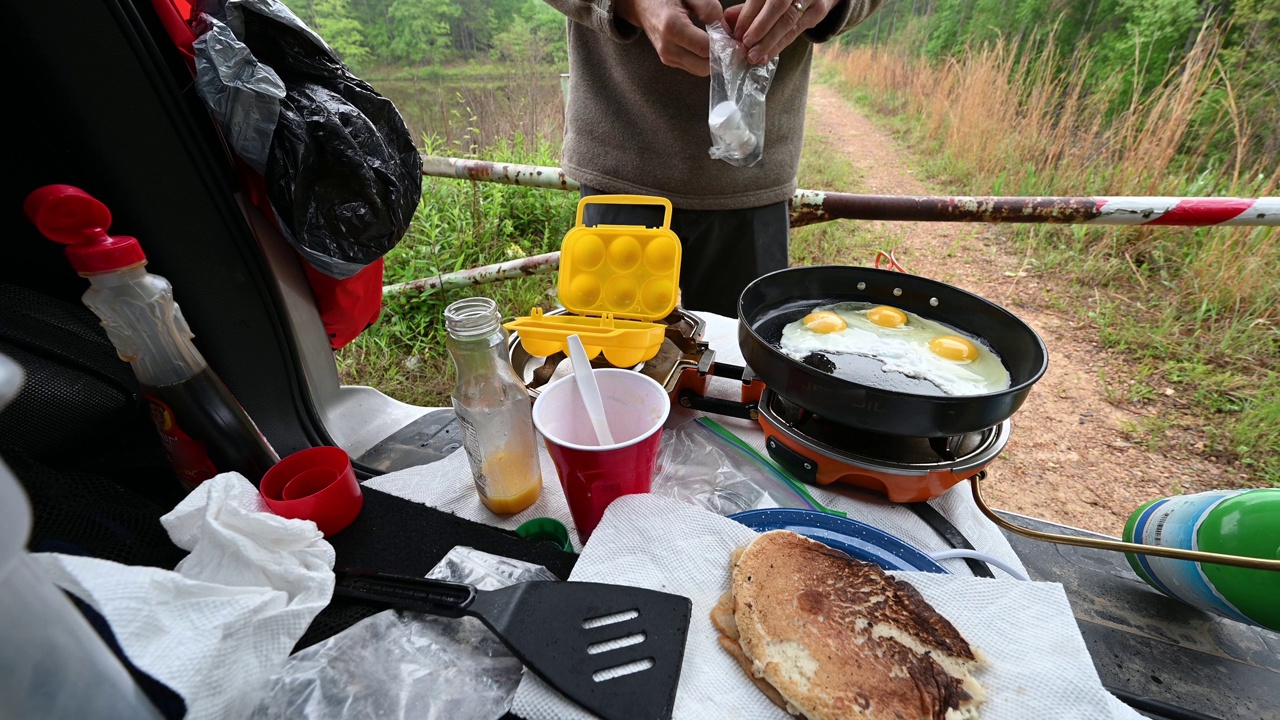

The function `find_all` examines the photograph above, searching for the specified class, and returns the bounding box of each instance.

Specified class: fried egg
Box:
[778,302,1011,395]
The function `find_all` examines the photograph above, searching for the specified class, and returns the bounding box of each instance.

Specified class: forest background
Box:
[279,0,1279,486]
[290,0,1277,161]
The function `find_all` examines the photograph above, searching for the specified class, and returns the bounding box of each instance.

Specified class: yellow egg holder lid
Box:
[505,195,681,365]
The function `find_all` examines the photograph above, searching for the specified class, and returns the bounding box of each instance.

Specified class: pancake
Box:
[722,530,986,720]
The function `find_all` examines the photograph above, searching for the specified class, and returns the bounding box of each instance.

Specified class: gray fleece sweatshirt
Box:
[544,0,881,210]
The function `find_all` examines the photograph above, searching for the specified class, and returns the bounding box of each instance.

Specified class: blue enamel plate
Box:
[728,508,948,574]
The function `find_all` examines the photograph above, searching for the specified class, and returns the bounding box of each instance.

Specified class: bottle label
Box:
[144,395,218,491]
[1127,490,1252,623]
[452,401,490,500]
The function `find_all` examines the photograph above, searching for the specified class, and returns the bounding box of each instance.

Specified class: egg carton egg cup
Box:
[504,309,666,368]
[505,195,682,367]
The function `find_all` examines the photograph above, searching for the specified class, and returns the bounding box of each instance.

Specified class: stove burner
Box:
[765,390,997,466]
[757,387,1009,502]
[508,308,712,398]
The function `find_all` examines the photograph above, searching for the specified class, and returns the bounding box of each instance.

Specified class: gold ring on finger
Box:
[793,1,805,15]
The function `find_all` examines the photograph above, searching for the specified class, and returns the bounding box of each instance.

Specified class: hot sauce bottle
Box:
[25,185,278,491]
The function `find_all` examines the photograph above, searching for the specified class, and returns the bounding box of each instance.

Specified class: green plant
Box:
[1136,416,1178,451]
[1128,383,1158,405]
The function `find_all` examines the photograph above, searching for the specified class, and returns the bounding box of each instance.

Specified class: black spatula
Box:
[334,568,692,720]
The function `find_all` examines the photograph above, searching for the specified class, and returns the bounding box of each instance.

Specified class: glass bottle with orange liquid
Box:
[444,297,542,514]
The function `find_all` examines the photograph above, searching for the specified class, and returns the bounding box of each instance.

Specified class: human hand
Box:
[724,0,840,65]
[615,0,725,76]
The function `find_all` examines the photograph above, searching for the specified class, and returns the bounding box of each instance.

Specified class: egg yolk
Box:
[867,306,907,328]
[930,335,980,363]
[802,311,847,334]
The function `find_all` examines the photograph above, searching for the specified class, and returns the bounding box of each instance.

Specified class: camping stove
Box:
[508,311,1008,503]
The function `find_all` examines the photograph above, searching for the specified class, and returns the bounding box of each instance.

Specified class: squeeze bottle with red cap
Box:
[24,185,279,490]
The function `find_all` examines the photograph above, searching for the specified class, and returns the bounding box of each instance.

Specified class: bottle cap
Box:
[708,101,745,133]
[516,517,574,553]
[24,185,146,274]
[260,446,363,537]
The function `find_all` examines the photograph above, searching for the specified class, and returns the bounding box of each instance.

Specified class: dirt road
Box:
[803,83,1250,535]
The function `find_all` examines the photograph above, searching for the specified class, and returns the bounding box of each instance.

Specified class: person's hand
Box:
[615,0,725,76]
[724,0,840,65]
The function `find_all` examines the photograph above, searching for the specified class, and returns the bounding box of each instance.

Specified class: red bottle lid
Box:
[24,185,147,274]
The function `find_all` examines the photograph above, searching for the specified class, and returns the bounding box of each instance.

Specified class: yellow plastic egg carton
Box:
[505,194,681,367]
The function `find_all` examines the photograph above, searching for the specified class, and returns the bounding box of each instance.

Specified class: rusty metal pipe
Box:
[790,191,1105,226]
[383,251,562,297]
[791,191,1280,227]
[422,156,578,192]
[422,156,1280,227]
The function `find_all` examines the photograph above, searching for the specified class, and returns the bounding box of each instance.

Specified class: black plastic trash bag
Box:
[192,0,421,279]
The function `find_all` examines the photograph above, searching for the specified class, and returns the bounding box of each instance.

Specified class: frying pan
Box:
[737,265,1048,437]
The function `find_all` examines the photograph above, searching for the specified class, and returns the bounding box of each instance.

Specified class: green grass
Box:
[335,134,578,406]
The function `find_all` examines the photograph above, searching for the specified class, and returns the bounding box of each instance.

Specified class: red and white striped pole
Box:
[1087,197,1280,226]
[421,156,1280,228]
[790,192,1280,228]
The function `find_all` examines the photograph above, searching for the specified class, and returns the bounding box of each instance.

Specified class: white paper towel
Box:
[364,444,585,549]
[32,473,336,720]
[511,494,1141,720]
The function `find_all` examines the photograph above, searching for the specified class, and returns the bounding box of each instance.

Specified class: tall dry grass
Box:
[825,29,1278,316]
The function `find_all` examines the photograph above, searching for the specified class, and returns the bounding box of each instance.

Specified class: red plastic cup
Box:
[260,446,363,537]
[532,368,670,544]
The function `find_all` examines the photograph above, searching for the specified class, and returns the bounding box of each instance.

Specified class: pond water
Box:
[371,70,566,152]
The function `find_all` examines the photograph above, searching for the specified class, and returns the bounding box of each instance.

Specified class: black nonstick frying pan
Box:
[737,265,1048,437]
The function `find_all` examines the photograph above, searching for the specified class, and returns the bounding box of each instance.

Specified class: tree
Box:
[491,0,569,64]
[385,0,460,62]
[1091,0,1207,96]
[309,0,373,69]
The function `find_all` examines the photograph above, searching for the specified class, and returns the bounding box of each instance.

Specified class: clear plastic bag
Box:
[707,21,779,167]
[249,547,558,720]
[651,418,825,515]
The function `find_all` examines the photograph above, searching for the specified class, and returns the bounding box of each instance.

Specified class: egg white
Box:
[778,302,1011,396]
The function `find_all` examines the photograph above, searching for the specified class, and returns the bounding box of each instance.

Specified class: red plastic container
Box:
[532,369,670,543]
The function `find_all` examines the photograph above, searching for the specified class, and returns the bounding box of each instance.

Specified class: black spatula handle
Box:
[334,568,477,619]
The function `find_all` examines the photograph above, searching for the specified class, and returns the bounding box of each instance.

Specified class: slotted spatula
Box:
[334,568,692,720]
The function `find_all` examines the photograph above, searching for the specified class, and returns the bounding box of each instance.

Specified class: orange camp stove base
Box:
[675,364,1009,503]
